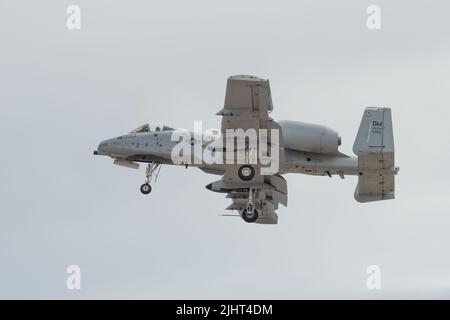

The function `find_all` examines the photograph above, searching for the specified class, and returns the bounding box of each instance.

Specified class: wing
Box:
[207,75,287,224]
[218,75,283,184]
[217,74,273,122]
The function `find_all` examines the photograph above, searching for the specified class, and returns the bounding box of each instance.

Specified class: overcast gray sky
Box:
[1,0,450,299]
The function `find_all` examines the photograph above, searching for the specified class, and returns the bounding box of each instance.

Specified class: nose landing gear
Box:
[140,162,161,195]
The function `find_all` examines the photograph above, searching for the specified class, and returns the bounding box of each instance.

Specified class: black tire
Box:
[238,165,255,181]
[242,208,259,223]
[140,183,152,194]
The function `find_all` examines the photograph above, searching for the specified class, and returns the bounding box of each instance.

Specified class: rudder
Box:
[353,107,399,203]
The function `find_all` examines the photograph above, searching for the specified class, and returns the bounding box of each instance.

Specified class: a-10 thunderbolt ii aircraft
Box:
[94,75,399,224]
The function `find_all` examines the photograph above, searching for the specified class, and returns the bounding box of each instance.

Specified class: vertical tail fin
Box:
[353,107,394,158]
[353,107,399,203]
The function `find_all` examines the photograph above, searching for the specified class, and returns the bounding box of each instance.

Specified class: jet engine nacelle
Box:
[279,120,341,154]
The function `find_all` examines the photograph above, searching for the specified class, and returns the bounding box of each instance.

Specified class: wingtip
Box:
[228,74,266,82]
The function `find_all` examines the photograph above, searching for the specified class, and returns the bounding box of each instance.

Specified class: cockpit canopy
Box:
[130,123,174,133]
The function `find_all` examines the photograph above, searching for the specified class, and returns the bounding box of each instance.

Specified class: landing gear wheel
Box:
[140,183,152,194]
[242,207,259,223]
[238,165,255,181]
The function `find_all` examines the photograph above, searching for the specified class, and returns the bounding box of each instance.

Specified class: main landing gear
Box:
[140,162,161,195]
[241,188,259,223]
[238,165,255,181]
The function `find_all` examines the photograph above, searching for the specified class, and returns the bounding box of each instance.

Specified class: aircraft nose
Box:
[98,140,108,151]
[94,139,111,155]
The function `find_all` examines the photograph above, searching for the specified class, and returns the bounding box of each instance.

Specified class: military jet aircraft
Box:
[94,75,399,224]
